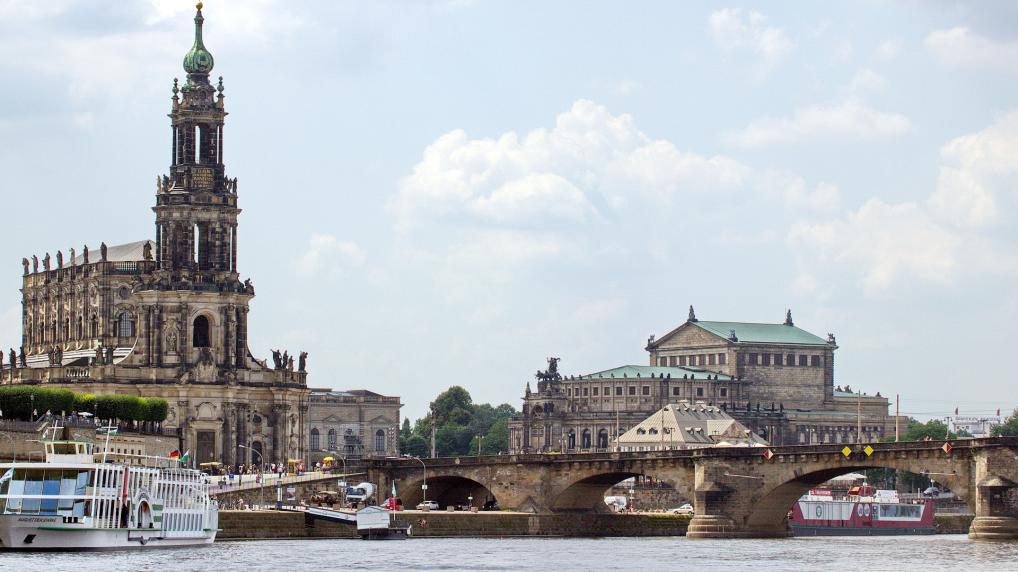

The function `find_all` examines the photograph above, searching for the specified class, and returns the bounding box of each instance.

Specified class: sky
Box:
[1,1,1016,423]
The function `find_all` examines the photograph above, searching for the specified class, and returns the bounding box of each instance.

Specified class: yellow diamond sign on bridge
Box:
[841,446,852,457]
[863,445,874,457]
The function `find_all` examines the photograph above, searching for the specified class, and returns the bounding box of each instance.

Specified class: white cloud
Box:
[789,111,1018,294]
[724,98,910,147]
[929,110,1018,227]
[789,199,959,294]
[390,99,753,230]
[297,234,366,276]
[876,38,903,60]
[613,79,640,96]
[848,68,886,94]
[708,8,793,71]
[925,27,1018,70]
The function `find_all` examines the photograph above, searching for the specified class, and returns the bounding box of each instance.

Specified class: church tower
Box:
[143,2,251,371]
[156,2,238,278]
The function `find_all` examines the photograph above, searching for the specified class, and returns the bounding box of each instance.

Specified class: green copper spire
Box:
[182,2,214,77]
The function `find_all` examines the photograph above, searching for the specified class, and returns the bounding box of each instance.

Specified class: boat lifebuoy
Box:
[815,505,823,518]
[864,504,871,517]
[857,504,864,517]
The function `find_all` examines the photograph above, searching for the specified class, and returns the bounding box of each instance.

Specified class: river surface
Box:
[2,535,1017,571]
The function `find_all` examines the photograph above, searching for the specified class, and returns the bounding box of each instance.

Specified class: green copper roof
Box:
[694,320,829,346]
[183,3,214,76]
[581,365,734,381]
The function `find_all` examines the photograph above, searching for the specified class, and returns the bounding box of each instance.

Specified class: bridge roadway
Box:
[365,437,1018,539]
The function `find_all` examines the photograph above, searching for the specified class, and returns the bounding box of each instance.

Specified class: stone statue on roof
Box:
[143,241,152,261]
[21,258,29,276]
[9,349,16,369]
[100,242,108,262]
[784,309,794,326]
[43,253,50,272]
[688,305,697,323]
[83,245,89,264]
[535,357,562,382]
[69,248,76,266]
[298,351,307,372]
[56,251,63,269]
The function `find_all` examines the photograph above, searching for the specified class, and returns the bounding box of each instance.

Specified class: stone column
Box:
[969,447,1018,540]
[221,404,234,466]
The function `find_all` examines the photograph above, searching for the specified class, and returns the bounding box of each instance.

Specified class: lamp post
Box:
[328,450,347,506]
[405,454,427,505]
[238,444,264,510]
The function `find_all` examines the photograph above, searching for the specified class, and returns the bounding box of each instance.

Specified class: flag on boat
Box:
[392,480,397,498]
[169,450,181,459]
[0,468,13,485]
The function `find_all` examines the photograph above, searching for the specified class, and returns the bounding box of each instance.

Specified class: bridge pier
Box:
[969,445,1018,541]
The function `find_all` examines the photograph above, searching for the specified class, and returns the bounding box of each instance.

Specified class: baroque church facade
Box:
[509,307,898,452]
[5,5,308,467]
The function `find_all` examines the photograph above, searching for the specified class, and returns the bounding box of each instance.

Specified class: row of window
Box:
[656,353,728,367]
[655,352,825,368]
[566,386,728,398]
[745,352,822,367]
[309,428,387,452]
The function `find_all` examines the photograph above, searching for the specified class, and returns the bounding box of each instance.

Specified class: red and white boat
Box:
[789,485,936,536]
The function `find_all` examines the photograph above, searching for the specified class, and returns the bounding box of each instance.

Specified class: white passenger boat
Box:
[0,428,218,550]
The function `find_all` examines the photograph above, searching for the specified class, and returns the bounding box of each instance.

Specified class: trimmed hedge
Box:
[0,387,167,423]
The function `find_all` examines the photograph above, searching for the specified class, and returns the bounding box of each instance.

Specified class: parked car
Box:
[669,503,694,515]
[416,500,440,511]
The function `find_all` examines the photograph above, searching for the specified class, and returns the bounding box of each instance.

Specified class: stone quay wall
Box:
[217,510,690,540]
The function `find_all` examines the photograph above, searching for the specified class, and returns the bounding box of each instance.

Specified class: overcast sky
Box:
[2,1,1016,422]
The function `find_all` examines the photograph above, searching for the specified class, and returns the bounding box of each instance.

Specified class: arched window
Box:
[117,313,134,338]
[567,430,576,450]
[77,317,83,339]
[309,428,320,450]
[90,315,98,338]
[192,315,210,347]
[374,429,385,453]
[251,441,263,464]
[327,429,337,451]
[597,429,609,449]
[581,429,591,449]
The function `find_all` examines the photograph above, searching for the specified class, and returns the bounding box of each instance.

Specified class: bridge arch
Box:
[741,462,970,537]
[551,470,693,513]
[400,475,499,510]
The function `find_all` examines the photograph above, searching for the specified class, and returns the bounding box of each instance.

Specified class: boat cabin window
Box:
[0,469,90,517]
[47,442,89,455]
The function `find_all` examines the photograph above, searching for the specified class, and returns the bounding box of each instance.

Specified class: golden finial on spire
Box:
[196,2,203,10]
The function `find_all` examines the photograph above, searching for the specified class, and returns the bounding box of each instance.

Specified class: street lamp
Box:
[404,454,427,506]
[328,450,348,506]
[238,444,264,510]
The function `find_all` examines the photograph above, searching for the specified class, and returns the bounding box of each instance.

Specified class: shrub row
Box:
[0,386,167,423]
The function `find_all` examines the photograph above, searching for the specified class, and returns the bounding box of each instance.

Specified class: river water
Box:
[2,535,1016,571]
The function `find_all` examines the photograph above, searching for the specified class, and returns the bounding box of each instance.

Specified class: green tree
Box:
[431,386,474,427]
[992,409,1018,437]
[401,417,412,439]
[480,418,509,455]
[402,434,429,457]
[435,423,473,456]
[903,419,956,441]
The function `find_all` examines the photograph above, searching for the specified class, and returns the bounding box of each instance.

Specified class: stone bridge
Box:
[367,437,1018,539]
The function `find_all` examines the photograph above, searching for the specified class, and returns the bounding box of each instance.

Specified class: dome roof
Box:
[183,2,214,75]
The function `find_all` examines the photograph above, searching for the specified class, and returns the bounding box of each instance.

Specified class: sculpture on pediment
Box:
[535,357,562,382]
